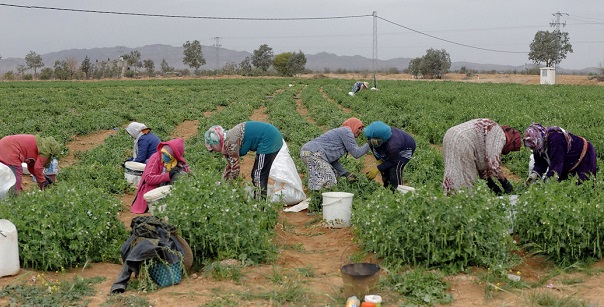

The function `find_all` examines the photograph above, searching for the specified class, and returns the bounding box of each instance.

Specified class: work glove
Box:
[345,173,358,183]
[486,177,503,195]
[499,178,514,194]
[524,172,540,186]
[44,174,55,184]
[169,166,183,179]
[39,180,51,190]
[365,167,380,180]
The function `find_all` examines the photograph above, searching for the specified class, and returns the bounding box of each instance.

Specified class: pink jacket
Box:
[131,138,190,214]
[0,134,49,183]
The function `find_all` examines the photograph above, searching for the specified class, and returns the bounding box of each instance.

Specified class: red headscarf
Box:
[501,125,521,155]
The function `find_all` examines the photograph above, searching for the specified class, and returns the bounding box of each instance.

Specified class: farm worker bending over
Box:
[442,118,521,195]
[364,121,416,192]
[300,117,369,210]
[125,122,161,164]
[131,138,190,214]
[0,134,61,195]
[205,121,283,199]
[349,81,369,96]
[523,122,596,185]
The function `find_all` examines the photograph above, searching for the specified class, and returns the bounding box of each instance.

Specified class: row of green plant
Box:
[2,78,604,275]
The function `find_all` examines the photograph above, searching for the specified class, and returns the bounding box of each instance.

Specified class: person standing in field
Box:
[523,122,597,185]
[300,117,369,209]
[124,122,161,164]
[131,138,190,214]
[349,81,369,96]
[204,121,283,199]
[442,118,521,195]
[364,121,416,192]
[0,134,62,195]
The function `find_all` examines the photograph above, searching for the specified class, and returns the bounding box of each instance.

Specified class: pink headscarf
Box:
[341,117,364,136]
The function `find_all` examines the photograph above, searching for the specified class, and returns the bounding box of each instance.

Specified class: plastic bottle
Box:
[345,296,360,307]
[44,157,59,183]
[45,157,59,175]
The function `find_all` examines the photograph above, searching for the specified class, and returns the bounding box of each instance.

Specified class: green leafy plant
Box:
[0,185,127,270]
[380,267,453,306]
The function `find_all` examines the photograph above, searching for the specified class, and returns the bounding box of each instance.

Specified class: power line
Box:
[0,3,371,20]
[1,2,534,55]
[567,14,604,24]
[377,16,528,54]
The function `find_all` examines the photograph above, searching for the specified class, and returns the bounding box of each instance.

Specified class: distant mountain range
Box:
[0,44,598,75]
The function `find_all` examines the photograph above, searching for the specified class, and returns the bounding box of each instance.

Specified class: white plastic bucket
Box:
[144,185,172,214]
[0,219,20,277]
[124,161,146,187]
[322,192,354,228]
[397,185,416,194]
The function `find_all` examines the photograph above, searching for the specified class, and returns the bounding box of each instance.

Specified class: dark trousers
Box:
[381,159,409,191]
[251,151,279,199]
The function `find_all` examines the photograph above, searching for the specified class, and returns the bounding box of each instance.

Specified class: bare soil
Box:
[3,74,604,306]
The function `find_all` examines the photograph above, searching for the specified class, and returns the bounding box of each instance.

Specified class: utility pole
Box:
[212,36,222,71]
[549,11,568,70]
[372,11,378,89]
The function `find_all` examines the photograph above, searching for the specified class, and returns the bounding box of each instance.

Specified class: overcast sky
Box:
[1,0,603,70]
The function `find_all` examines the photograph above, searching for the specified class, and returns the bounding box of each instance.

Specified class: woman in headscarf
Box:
[364,121,416,192]
[442,118,521,195]
[204,121,283,199]
[301,117,368,191]
[349,81,369,96]
[131,138,190,214]
[125,122,161,164]
[524,122,596,185]
[0,134,61,195]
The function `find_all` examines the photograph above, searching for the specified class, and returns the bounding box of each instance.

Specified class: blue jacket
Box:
[133,132,161,163]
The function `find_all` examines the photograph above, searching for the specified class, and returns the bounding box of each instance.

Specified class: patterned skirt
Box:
[300,150,337,191]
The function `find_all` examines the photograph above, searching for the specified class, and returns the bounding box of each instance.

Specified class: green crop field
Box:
[1,78,604,304]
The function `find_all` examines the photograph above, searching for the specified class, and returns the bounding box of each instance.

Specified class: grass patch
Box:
[0,275,104,306]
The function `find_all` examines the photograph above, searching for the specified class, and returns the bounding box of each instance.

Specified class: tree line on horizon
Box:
[0,30,578,81]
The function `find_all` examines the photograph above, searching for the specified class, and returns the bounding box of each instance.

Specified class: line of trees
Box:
[0,28,579,81]
[2,41,309,80]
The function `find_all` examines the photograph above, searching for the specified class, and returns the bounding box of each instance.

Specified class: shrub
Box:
[0,185,126,270]
[516,178,604,265]
[354,184,514,272]
[159,174,279,266]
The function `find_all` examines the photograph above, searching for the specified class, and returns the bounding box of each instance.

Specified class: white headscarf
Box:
[126,122,149,159]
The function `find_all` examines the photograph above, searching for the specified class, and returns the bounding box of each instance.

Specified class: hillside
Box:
[0,44,598,74]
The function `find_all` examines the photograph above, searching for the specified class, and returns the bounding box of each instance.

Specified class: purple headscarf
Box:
[524,122,573,155]
[523,123,547,154]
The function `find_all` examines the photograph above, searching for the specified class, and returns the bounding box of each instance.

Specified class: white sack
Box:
[0,163,16,200]
[269,141,306,205]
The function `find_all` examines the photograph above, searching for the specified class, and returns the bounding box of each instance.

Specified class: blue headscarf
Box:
[364,121,392,142]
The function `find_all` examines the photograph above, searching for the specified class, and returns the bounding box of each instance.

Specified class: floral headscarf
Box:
[204,125,225,151]
[523,123,547,154]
